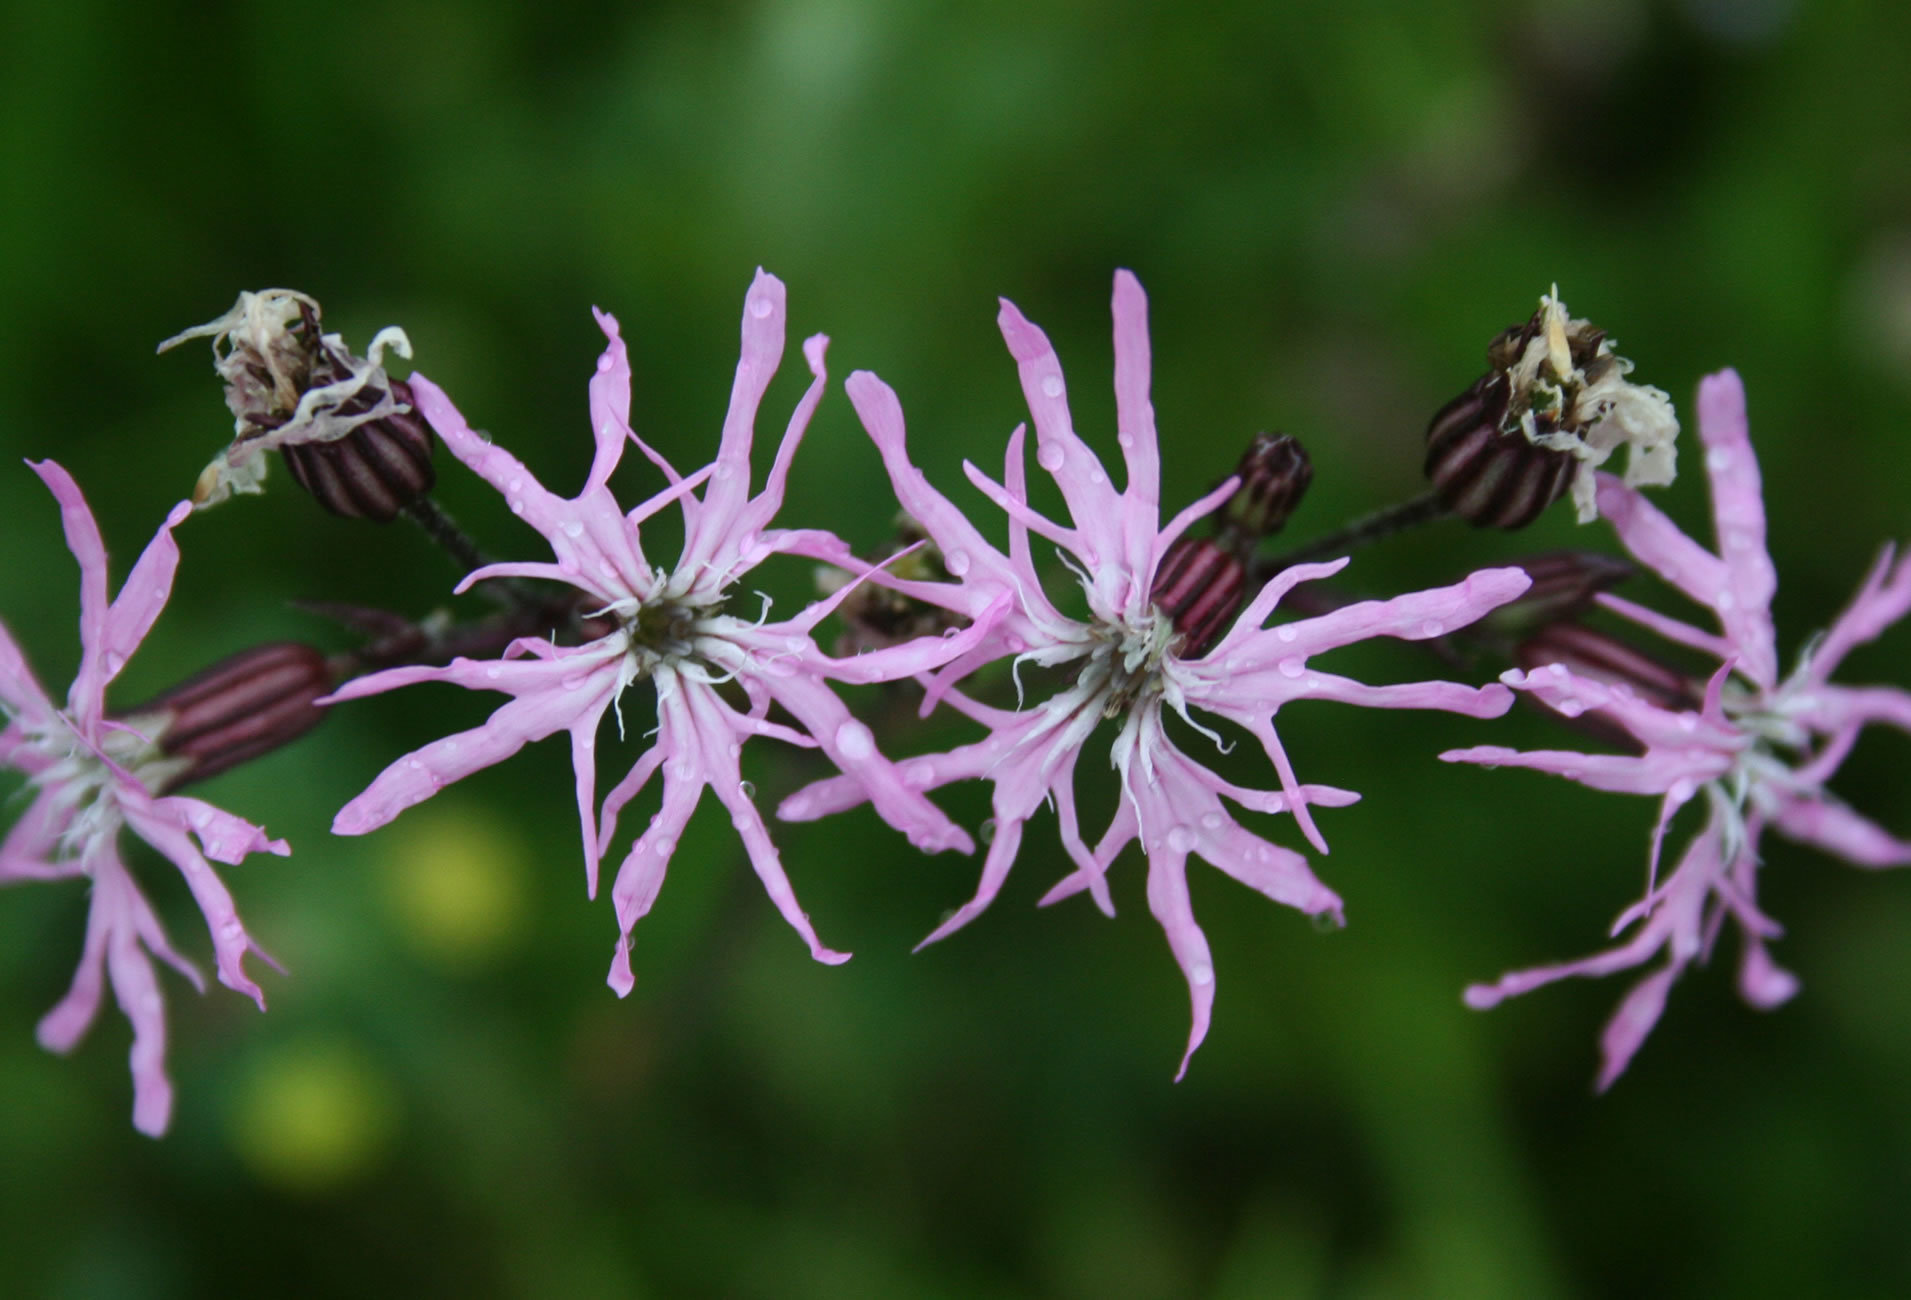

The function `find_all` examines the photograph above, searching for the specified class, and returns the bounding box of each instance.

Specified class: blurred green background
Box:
[3,0,1910,1295]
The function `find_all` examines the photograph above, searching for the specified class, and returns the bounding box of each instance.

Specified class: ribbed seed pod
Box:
[128,643,335,787]
[279,376,436,521]
[1424,372,1576,529]
[1150,536,1247,657]
[1219,432,1313,541]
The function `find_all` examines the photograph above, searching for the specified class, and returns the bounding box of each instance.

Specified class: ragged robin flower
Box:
[327,270,1000,991]
[1,464,285,1135]
[779,270,1534,1077]
[1445,370,1911,1088]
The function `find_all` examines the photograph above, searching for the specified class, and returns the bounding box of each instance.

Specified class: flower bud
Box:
[1478,550,1637,641]
[1151,535,1247,657]
[817,516,962,656]
[1516,622,1699,717]
[1219,433,1313,541]
[162,289,430,517]
[1425,288,1678,527]
[121,643,335,788]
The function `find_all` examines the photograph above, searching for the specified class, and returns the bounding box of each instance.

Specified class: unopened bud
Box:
[122,643,335,788]
[1516,622,1699,717]
[1151,536,1246,657]
[1426,288,1678,527]
[1219,433,1313,541]
[162,289,430,517]
[1480,550,1637,640]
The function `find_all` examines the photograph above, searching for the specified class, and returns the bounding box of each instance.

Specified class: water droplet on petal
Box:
[1117,432,1134,449]
[1276,625,1298,643]
[713,463,735,481]
[1040,375,1064,399]
[1167,825,1196,852]
[979,817,997,844]
[1715,590,1736,611]
[1005,636,1026,653]
[1190,963,1214,986]
[1706,448,1730,472]
[597,355,613,373]
[749,295,774,319]
[834,720,875,760]
[945,549,971,576]
[738,780,757,800]
[904,761,933,788]
[1089,468,1106,485]
[1278,657,1304,679]
[1200,811,1225,830]
[1421,620,1444,637]
[1669,778,1695,802]
[562,520,584,538]
[653,836,676,857]
[1036,443,1065,472]
[1311,911,1345,934]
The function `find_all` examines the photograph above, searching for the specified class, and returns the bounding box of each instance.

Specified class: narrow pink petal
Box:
[1737,940,1800,1010]
[585,308,634,493]
[687,682,850,964]
[596,743,666,891]
[1804,684,1911,738]
[30,461,112,729]
[843,370,1023,598]
[1110,270,1161,584]
[961,459,1080,553]
[36,869,114,1054]
[0,617,57,728]
[1594,965,1679,1091]
[0,787,71,882]
[121,800,269,1009]
[154,794,290,864]
[730,333,830,546]
[678,269,786,574]
[1771,794,1911,867]
[1206,559,1351,657]
[96,501,192,703]
[1439,744,1695,796]
[1243,567,1531,665]
[1143,843,1214,1082]
[1811,545,1911,682]
[105,912,175,1136]
[1693,370,1779,687]
[915,817,1026,950]
[996,295,1124,584]
[1595,472,1731,623]
[1593,592,1734,660]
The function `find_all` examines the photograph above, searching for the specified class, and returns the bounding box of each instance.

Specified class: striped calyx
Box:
[280,374,436,521]
[124,643,336,788]
[1219,433,1313,542]
[1150,536,1247,657]
[1424,371,1576,529]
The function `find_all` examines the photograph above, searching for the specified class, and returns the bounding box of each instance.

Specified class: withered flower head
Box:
[160,289,426,516]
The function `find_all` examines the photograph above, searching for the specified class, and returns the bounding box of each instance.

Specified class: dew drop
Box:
[597,355,613,373]
[834,720,875,760]
[1311,911,1345,935]
[509,499,525,515]
[738,780,757,800]
[1669,778,1695,801]
[1089,468,1106,486]
[407,759,423,771]
[1190,963,1214,987]
[1677,712,1699,733]
[1040,375,1064,399]
[1557,700,1584,718]
[509,477,524,492]
[713,462,735,481]
[562,520,584,538]
[1420,620,1444,637]
[1167,825,1196,852]
[1005,636,1026,653]
[1036,443,1066,472]
[1276,625,1298,643]
[749,295,774,319]
[653,836,676,857]
[945,549,972,576]
[559,558,580,574]
[903,761,933,788]
[1278,657,1305,679]
[979,817,997,844]
[1715,590,1736,611]
[1200,811,1225,831]
[1706,448,1730,472]
[1117,432,1134,449]
[485,666,503,679]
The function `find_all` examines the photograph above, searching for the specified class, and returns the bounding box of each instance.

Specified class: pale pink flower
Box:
[329,271,994,991]
[1,463,284,1136]
[780,270,1531,1076]
[1446,369,1911,1088]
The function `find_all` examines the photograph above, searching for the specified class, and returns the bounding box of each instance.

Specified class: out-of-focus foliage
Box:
[2,1,1908,1295]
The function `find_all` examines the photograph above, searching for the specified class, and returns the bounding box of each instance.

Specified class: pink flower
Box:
[1,463,284,1136]
[329,271,995,991]
[1445,369,1911,1088]
[780,270,1531,1077]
